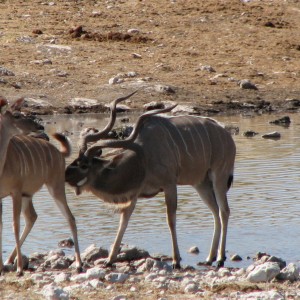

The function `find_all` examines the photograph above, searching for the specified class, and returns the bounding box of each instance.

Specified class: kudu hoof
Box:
[16,270,24,277]
[172,262,181,270]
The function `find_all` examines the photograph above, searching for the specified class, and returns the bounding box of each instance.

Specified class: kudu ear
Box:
[10,97,25,112]
[0,96,8,114]
[84,145,103,159]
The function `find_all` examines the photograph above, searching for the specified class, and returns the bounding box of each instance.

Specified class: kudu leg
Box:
[0,199,3,274]
[11,193,24,276]
[194,180,221,265]
[164,185,181,269]
[47,184,82,272]
[212,178,230,267]
[106,200,136,266]
[6,196,37,265]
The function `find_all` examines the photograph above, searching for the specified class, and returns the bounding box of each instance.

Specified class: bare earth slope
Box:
[0,0,299,115]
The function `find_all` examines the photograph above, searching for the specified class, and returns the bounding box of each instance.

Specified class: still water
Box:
[2,112,300,268]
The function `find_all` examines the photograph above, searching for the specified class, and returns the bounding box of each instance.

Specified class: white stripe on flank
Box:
[181,116,206,163]
[191,116,212,164]
[167,120,193,159]
[12,138,29,175]
[17,136,36,174]
[156,119,181,165]
[34,140,46,177]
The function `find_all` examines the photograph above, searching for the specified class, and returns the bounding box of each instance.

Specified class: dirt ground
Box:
[1,1,300,299]
[0,0,299,116]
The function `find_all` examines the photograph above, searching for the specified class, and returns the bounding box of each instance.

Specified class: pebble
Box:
[239,79,258,90]
[262,131,281,139]
[4,245,298,298]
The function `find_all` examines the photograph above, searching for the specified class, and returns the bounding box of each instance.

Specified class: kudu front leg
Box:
[0,199,3,274]
[105,200,136,267]
[5,196,37,266]
[164,185,181,269]
[12,193,24,276]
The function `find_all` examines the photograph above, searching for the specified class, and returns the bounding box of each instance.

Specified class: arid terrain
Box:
[0,0,299,116]
[1,0,300,299]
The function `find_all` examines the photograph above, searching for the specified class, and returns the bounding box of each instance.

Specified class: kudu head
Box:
[65,102,177,195]
[0,96,44,135]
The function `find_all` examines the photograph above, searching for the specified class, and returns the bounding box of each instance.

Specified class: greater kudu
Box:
[66,93,236,268]
[0,97,82,276]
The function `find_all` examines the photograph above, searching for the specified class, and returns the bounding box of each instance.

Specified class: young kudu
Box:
[66,92,236,268]
[0,97,82,276]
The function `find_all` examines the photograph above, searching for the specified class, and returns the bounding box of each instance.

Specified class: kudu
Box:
[66,92,236,268]
[0,97,82,276]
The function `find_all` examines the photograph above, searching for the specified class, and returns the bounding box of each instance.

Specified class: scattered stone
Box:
[117,245,150,262]
[188,246,200,254]
[105,272,129,283]
[144,101,165,110]
[243,130,259,137]
[262,131,281,140]
[0,66,15,76]
[154,84,176,94]
[269,116,291,126]
[30,59,53,65]
[128,28,140,34]
[239,79,258,90]
[247,262,281,283]
[230,254,243,261]
[276,263,300,282]
[81,244,108,263]
[86,266,106,280]
[225,125,240,135]
[132,53,142,59]
[109,76,124,85]
[199,65,216,72]
[58,238,74,248]
[42,284,69,300]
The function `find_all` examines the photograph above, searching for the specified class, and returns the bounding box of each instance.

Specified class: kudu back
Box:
[66,92,236,268]
[0,97,82,275]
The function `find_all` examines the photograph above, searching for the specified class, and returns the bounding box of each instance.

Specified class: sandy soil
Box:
[0,0,299,115]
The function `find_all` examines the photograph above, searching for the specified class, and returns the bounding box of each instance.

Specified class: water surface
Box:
[2,112,300,268]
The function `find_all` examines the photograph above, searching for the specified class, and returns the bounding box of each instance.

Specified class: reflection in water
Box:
[2,113,300,267]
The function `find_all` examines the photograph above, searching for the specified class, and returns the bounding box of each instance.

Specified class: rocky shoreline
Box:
[1,243,300,300]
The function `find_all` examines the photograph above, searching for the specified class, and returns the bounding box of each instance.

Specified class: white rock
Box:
[277,263,300,282]
[184,283,198,293]
[42,284,69,300]
[108,76,124,85]
[247,262,280,283]
[128,28,140,34]
[145,273,158,282]
[88,279,105,288]
[54,272,71,283]
[234,290,284,299]
[86,266,106,280]
[70,273,87,283]
[105,272,129,283]
[112,295,127,300]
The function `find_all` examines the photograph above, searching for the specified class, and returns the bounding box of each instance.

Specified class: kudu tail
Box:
[227,174,234,190]
[52,133,71,157]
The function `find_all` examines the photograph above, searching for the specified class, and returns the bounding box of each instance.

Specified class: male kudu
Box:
[66,92,236,268]
[0,97,82,275]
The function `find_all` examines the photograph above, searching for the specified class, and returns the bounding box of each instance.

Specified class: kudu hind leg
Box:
[47,184,82,271]
[164,185,181,269]
[212,176,231,267]
[194,180,221,265]
[6,196,37,266]
[106,200,136,266]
